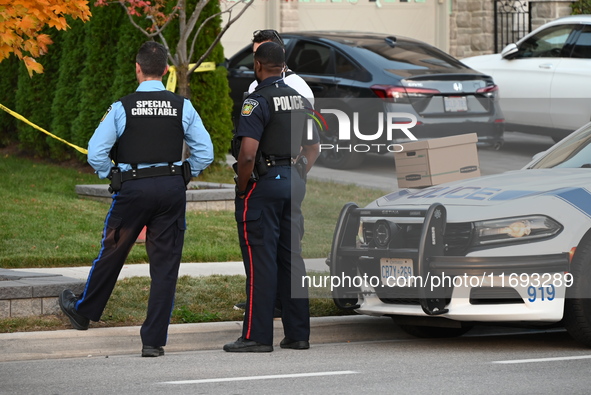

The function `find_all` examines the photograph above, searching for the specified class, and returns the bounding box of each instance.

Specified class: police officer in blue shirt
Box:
[59,41,214,357]
[224,42,320,352]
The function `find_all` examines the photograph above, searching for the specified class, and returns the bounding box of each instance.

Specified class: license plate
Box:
[444,96,467,112]
[380,258,413,287]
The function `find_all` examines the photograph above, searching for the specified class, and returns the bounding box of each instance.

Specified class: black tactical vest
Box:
[253,82,308,158]
[115,90,185,165]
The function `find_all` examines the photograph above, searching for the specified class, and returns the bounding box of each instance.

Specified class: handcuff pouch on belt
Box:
[108,167,122,194]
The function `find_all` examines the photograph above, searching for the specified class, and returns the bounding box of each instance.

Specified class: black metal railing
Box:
[494,0,532,53]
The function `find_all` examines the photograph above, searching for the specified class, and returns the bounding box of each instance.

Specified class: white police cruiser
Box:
[328,122,591,345]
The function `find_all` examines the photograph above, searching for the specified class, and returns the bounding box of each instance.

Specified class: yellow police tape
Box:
[0,102,89,155]
[165,62,216,92]
[0,61,215,155]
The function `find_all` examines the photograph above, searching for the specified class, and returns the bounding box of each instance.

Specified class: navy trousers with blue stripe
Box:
[236,165,310,346]
[76,175,187,347]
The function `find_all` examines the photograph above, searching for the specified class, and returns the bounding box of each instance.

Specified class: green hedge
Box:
[70,4,124,160]
[14,28,63,157]
[0,1,233,164]
[49,18,87,161]
[186,0,233,163]
[0,57,18,147]
[571,1,591,14]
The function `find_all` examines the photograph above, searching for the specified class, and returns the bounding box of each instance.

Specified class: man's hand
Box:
[235,185,247,199]
[236,137,260,192]
[299,142,320,173]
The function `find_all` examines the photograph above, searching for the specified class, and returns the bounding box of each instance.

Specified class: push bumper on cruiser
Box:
[326,202,570,316]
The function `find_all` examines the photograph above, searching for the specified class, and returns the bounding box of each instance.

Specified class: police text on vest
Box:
[273,95,304,111]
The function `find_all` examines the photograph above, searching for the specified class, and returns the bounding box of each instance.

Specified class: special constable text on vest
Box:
[131,100,178,116]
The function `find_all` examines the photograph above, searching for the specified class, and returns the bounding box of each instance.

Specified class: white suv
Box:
[462,15,591,141]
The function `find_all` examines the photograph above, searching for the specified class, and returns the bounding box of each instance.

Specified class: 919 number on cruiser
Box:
[528,284,555,302]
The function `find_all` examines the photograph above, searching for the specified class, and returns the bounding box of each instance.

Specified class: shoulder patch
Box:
[100,105,112,123]
[241,98,259,116]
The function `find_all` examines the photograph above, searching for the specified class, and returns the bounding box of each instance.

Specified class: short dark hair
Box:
[252,29,284,47]
[254,41,285,69]
[136,41,168,77]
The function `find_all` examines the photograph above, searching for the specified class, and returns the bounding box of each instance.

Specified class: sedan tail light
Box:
[371,85,440,103]
[476,84,499,98]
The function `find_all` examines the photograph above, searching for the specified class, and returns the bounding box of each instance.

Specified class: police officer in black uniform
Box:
[223,42,320,352]
[58,41,213,357]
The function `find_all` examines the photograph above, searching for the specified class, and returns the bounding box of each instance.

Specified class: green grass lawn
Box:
[0,150,384,268]
[0,273,356,333]
[0,148,386,332]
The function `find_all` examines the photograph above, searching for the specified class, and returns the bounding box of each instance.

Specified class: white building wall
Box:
[220,0,446,59]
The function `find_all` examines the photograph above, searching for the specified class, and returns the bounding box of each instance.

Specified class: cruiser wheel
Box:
[564,235,591,347]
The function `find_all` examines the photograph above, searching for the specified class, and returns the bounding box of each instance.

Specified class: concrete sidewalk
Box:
[0,315,404,362]
[1,258,403,363]
[13,258,329,281]
[0,259,330,318]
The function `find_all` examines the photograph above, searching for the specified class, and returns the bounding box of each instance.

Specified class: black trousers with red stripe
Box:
[235,165,310,346]
[76,175,187,347]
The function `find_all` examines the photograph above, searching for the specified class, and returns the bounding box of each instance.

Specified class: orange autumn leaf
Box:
[19,15,38,33]
[36,34,53,55]
[23,56,43,77]
[0,0,91,75]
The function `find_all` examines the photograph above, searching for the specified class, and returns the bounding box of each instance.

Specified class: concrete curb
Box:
[0,315,404,362]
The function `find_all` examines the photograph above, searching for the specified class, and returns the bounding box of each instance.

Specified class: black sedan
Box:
[227,32,505,169]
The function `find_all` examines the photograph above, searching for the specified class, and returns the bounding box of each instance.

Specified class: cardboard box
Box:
[394,133,480,188]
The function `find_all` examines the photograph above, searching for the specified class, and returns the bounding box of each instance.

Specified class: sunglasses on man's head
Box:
[253,29,284,46]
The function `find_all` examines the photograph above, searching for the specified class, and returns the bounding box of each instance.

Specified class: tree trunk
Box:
[174,63,193,160]
[176,63,191,99]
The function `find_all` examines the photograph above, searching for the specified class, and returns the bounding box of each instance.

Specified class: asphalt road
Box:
[2,323,590,395]
[2,131,577,394]
[308,131,556,190]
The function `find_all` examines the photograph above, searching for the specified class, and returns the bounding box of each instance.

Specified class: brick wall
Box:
[450,0,573,58]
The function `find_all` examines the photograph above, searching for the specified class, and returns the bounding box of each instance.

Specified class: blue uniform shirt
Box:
[88,80,214,179]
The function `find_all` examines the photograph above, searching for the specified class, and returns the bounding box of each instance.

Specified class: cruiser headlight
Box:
[358,220,367,245]
[358,219,375,246]
[473,215,562,245]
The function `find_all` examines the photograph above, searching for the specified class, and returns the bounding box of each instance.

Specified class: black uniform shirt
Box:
[236,77,319,150]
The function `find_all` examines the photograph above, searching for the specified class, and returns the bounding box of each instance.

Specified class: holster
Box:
[230,134,241,160]
[295,156,308,182]
[182,161,192,185]
[254,154,268,178]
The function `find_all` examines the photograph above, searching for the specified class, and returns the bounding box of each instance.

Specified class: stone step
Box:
[0,269,85,318]
[76,181,235,211]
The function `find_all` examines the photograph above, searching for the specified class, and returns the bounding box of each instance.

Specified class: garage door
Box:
[297,0,441,49]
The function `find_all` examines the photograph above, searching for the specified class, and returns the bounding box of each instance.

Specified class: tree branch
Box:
[118,0,180,39]
[187,0,254,76]
[119,1,152,38]
[188,0,241,62]
[181,0,210,49]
